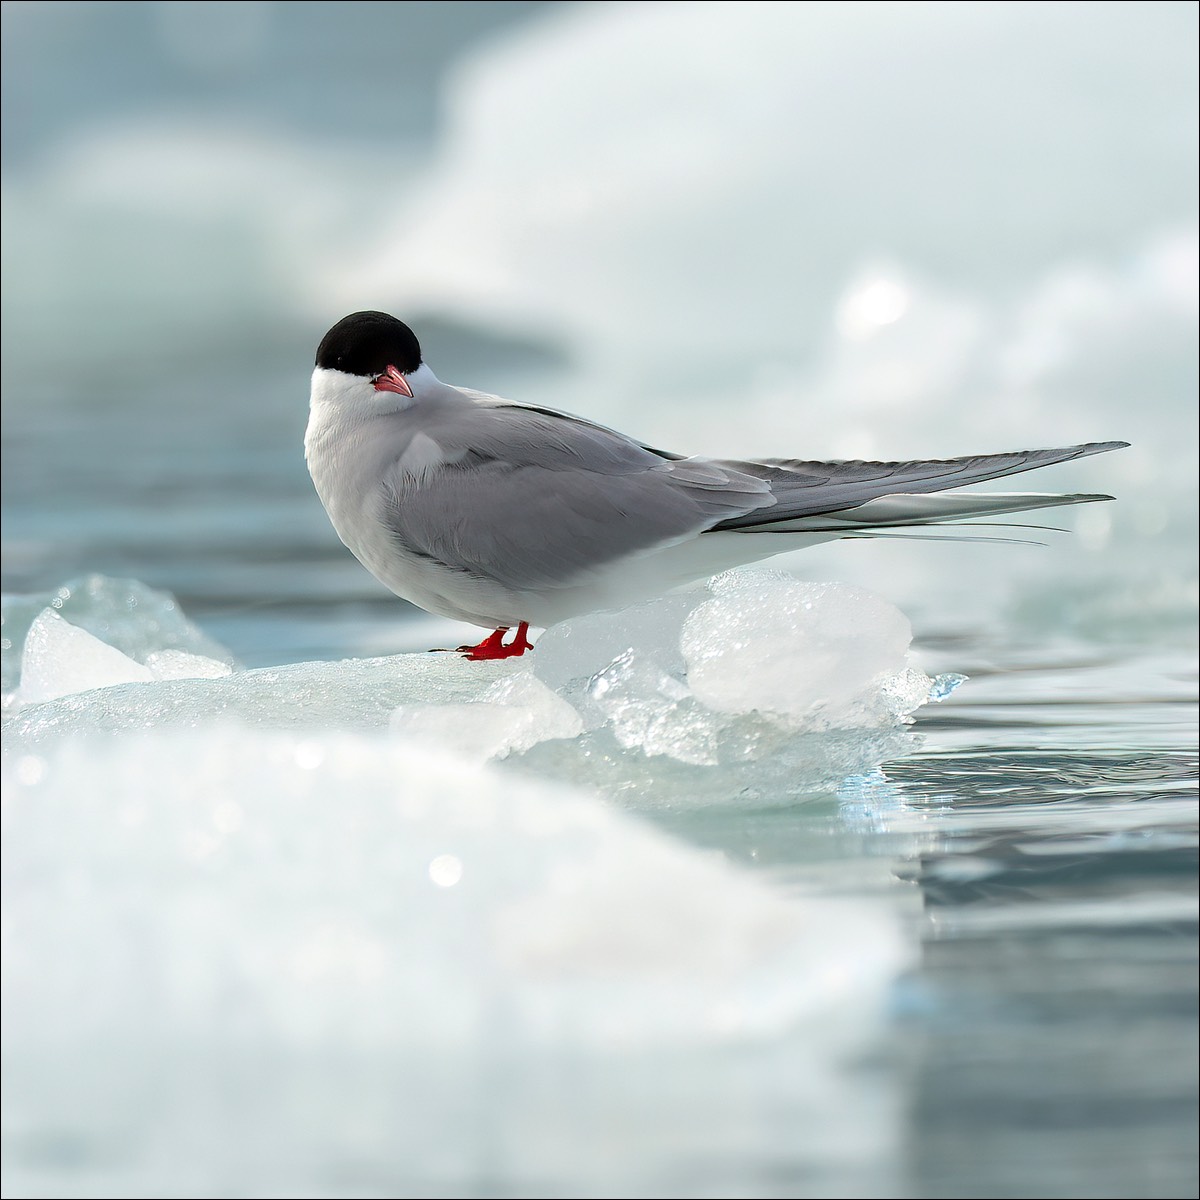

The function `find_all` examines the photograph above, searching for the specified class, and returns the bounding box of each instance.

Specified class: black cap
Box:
[315,311,422,376]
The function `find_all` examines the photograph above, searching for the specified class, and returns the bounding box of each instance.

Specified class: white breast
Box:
[306,384,535,628]
[396,431,447,481]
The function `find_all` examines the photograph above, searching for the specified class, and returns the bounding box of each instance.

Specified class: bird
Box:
[305,311,1127,661]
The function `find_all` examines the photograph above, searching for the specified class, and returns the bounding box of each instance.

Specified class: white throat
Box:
[309,361,443,414]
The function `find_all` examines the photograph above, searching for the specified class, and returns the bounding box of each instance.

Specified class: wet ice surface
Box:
[3,573,923,1198]
[3,730,909,1196]
[5,571,955,805]
[3,573,1196,1199]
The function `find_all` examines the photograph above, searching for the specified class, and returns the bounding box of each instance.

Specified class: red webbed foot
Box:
[457,621,534,661]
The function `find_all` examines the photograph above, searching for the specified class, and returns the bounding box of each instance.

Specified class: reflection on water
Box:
[891,748,1198,1200]
[652,700,1198,1199]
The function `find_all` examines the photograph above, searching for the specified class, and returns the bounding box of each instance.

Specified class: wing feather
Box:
[708,442,1127,530]
[377,390,1126,593]
[378,403,772,591]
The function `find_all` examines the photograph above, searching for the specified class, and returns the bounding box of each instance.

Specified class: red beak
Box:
[373,364,413,398]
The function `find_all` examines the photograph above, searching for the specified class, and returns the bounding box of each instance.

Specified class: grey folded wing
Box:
[379,397,1127,590]
[377,406,774,591]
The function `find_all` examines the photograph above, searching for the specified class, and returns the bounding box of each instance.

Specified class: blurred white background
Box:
[3,0,1195,657]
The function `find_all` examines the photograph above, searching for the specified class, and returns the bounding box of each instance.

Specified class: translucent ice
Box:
[520,570,939,777]
[2,574,236,696]
[4,728,905,1046]
[1,571,940,1194]
[14,608,155,704]
[682,570,918,727]
[12,609,233,707]
[2,724,908,1194]
[5,570,944,807]
[390,670,584,763]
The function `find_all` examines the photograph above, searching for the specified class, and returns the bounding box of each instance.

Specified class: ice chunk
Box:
[2,575,237,696]
[145,648,235,682]
[928,671,969,702]
[1,722,908,1195]
[10,609,233,708]
[2,725,906,1046]
[682,570,917,727]
[13,609,154,705]
[6,570,946,809]
[523,571,935,773]
[390,670,584,763]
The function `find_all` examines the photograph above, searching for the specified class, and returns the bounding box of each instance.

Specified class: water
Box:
[2,3,1197,1197]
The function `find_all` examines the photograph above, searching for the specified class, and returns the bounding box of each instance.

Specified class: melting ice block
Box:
[517,569,941,768]
[11,608,233,707]
[2,725,905,1046]
[5,569,958,805]
[1,572,931,1192]
[2,722,909,1196]
[682,570,934,727]
[390,670,584,763]
[3,574,236,701]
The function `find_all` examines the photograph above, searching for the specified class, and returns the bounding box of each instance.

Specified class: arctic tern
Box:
[305,311,1126,660]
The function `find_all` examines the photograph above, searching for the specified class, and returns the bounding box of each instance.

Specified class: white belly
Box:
[305,407,533,628]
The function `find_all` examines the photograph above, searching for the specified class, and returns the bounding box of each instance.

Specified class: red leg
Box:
[457,627,509,657]
[506,621,534,656]
[457,622,534,661]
